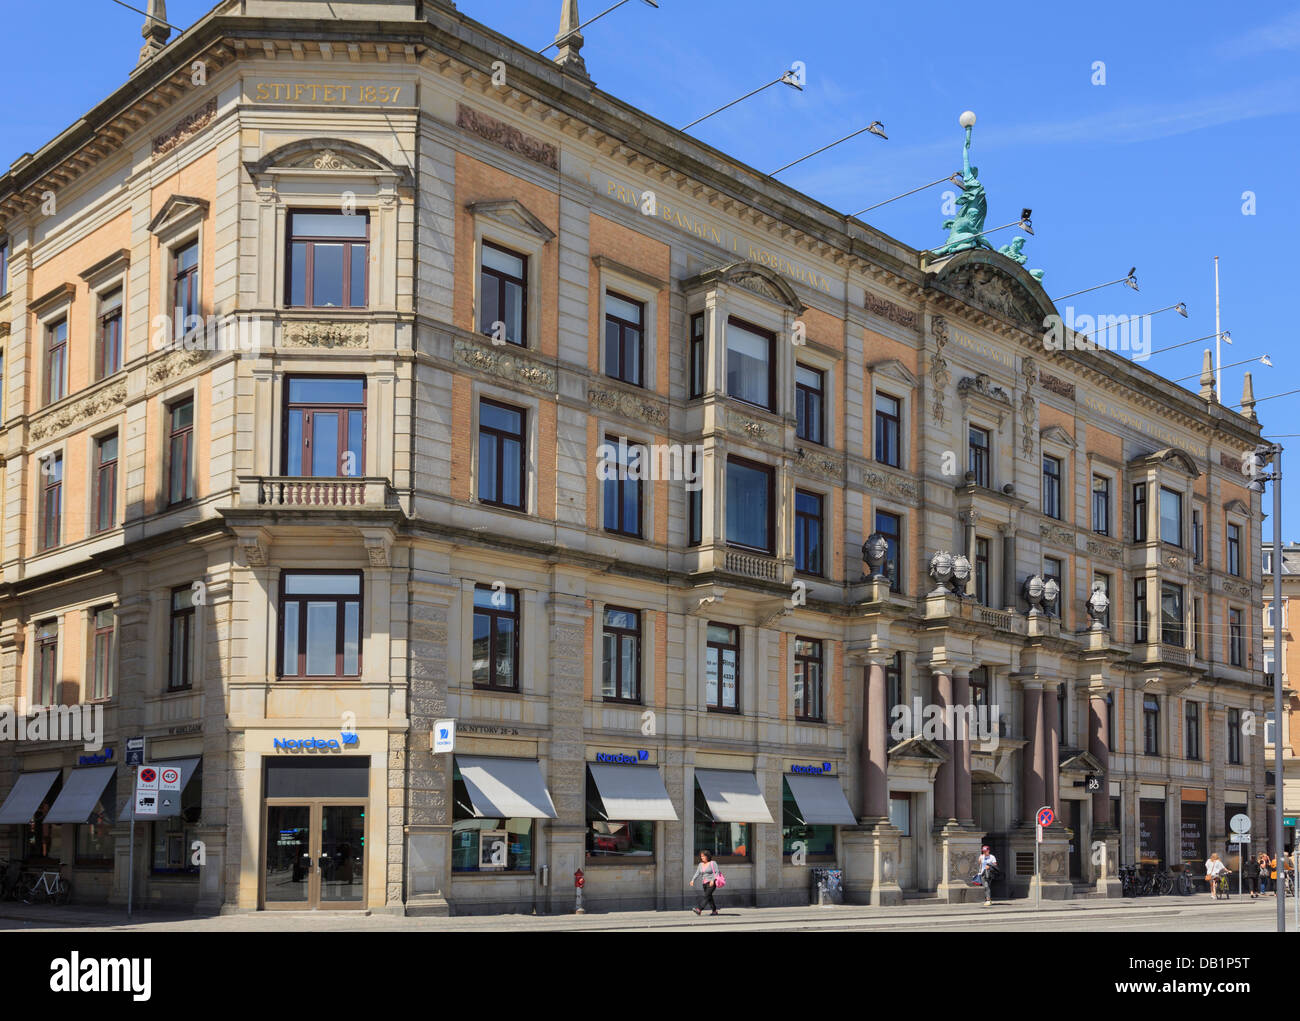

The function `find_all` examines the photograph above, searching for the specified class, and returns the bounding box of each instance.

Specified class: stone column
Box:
[953,669,973,824]
[863,658,889,819]
[932,667,955,822]
[1022,683,1044,822]
[1089,689,1111,827]
[1043,684,1060,816]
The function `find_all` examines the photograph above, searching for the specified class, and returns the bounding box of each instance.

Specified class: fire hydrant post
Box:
[574,868,585,914]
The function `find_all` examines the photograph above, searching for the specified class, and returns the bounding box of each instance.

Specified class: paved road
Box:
[0,894,1286,932]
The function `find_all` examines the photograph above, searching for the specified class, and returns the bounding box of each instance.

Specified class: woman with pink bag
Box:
[689,850,725,915]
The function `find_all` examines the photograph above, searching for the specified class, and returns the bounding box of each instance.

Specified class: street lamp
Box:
[770,122,887,176]
[542,0,659,51]
[1247,442,1286,933]
[850,172,963,217]
[1051,267,1139,303]
[1171,354,1270,383]
[681,67,804,131]
[1145,330,1229,358]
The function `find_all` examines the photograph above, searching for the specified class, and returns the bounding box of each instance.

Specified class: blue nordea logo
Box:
[274,737,341,752]
[595,751,649,765]
[790,762,833,775]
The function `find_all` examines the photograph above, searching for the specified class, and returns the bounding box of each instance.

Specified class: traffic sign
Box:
[137,766,159,790]
[125,736,145,766]
[1037,806,1055,828]
[134,791,158,816]
[1284,816,1297,828]
[1230,813,1252,834]
[160,766,181,791]
[1230,833,1250,843]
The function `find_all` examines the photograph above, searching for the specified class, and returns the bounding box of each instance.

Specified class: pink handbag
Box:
[713,867,726,888]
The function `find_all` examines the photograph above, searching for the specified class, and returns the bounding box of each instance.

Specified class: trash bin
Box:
[810,867,844,905]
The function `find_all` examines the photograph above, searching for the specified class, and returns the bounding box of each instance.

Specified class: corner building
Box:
[0,0,1270,913]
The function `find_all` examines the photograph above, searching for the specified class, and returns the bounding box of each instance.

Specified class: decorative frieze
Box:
[1085,539,1124,563]
[587,388,667,427]
[733,416,770,441]
[148,349,208,382]
[795,447,844,480]
[864,291,917,329]
[153,99,218,158]
[930,316,950,425]
[1219,452,1245,476]
[454,339,556,393]
[30,381,127,441]
[957,373,1012,406]
[1039,523,1074,547]
[856,465,920,501]
[1222,579,1252,597]
[280,321,368,349]
[456,104,558,170]
[1039,371,1076,400]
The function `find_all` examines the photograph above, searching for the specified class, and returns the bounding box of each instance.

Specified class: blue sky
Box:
[5,0,1297,538]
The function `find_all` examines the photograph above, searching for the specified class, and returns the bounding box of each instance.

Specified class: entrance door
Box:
[1067,800,1082,880]
[263,801,366,910]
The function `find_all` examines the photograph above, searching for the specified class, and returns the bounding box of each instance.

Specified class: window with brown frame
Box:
[602,435,643,538]
[39,452,62,551]
[725,317,775,410]
[167,398,194,505]
[94,433,118,533]
[604,292,644,387]
[705,622,739,712]
[796,365,825,445]
[601,607,641,703]
[287,210,369,309]
[283,377,366,477]
[725,456,773,553]
[794,637,824,721]
[35,621,58,707]
[968,425,990,488]
[689,312,705,398]
[478,398,527,511]
[279,572,363,680]
[794,489,823,576]
[874,391,901,466]
[172,241,199,338]
[44,319,67,405]
[479,241,527,347]
[96,289,123,380]
[473,584,519,690]
[169,586,195,691]
[90,607,115,701]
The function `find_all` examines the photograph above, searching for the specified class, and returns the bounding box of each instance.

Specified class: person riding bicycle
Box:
[1205,852,1228,901]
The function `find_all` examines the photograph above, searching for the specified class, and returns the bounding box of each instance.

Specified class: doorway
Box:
[1067,800,1082,880]
[263,801,367,909]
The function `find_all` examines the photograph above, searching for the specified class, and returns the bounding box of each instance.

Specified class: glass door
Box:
[265,804,312,905]
[263,801,367,909]
[319,804,366,905]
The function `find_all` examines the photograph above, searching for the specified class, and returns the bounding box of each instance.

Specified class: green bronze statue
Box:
[933,116,992,257]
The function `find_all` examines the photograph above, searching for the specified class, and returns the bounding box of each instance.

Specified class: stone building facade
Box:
[0,0,1271,914]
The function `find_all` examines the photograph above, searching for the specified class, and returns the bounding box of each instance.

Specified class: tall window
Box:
[39,452,62,551]
[35,621,58,706]
[172,241,199,337]
[44,319,68,405]
[689,313,705,398]
[1185,700,1201,760]
[796,365,825,445]
[1227,523,1241,577]
[1044,556,1063,617]
[1143,695,1160,755]
[968,426,990,488]
[725,317,774,410]
[601,607,641,703]
[974,537,989,606]
[793,637,824,722]
[1160,582,1184,646]
[1042,455,1062,520]
[1092,475,1110,535]
[874,392,901,467]
[479,241,527,347]
[1193,598,1204,658]
[1159,487,1182,546]
[1227,708,1242,764]
[782,778,834,862]
[96,289,123,380]
[794,490,823,576]
[1094,571,1112,631]
[90,607,115,701]
[687,446,702,547]
[1133,482,1147,542]
[725,457,773,553]
[284,377,366,477]
[167,398,194,505]
[0,239,8,295]
[478,399,526,510]
[287,211,369,308]
[1192,509,1203,563]
[1229,608,1244,666]
[280,572,362,679]
[705,623,739,712]
[694,779,749,863]
[969,666,989,710]
[602,436,643,538]
[1134,578,1148,643]
[875,510,902,593]
[472,584,519,690]
[94,433,118,533]
[886,652,905,736]
[604,292,644,386]
[168,586,195,690]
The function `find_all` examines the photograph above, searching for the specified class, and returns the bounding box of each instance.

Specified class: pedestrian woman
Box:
[689,850,721,916]
[1258,852,1272,895]
[1243,849,1261,899]
[1205,852,1227,900]
[1269,852,1279,896]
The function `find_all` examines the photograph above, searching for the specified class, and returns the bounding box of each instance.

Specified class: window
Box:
[93,434,118,533]
[793,637,824,721]
[974,537,990,606]
[782,777,834,861]
[705,623,739,712]
[284,377,365,477]
[1044,556,1063,617]
[1042,455,1062,520]
[280,572,362,679]
[725,457,773,553]
[694,778,749,863]
[1265,712,1276,747]
[968,426,990,488]
[1229,608,1244,667]
[39,452,62,551]
[889,792,911,835]
[96,289,123,380]
[167,398,194,505]
[90,607,115,701]
[604,292,644,386]
[796,365,825,445]
[1106,692,1115,747]
[1092,475,1110,535]
[44,319,68,405]
[75,775,116,868]
[35,621,58,707]
[687,446,702,547]
[1143,695,1160,755]
[689,313,705,398]
[969,666,989,711]
[1264,647,1275,678]
[602,436,643,538]
[585,767,654,861]
[168,586,195,690]
[601,607,641,703]
[150,770,201,874]
[479,241,527,346]
[287,210,368,308]
[1192,509,1203,563]
[452,762,534,872]
[1160,582,1184,646]
[875,510,902,593]
[725,317,774,410]
[1159,487,1182,546]
[172,241,199,338]
[1134,578,1148,643]
[794,490,823,576]
[1185,700,1201,760]
[1227,708,1242,764]
[0,239,8,295]
[1133,483,1147,542]
[1193,598,1204,658]
[1094,572,1112,630]
[1227,523,1241,577]
[874,391,901,467]
[472,584,518,690]
[1057,683,1067,744]
[886,653,906,740]
[478,399,526,510]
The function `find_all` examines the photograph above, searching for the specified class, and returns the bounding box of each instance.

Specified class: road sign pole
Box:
[1035,826,1041,911]
[127,736,147,919]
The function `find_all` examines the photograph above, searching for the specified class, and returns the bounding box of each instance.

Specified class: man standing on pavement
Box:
[976,845,998,907]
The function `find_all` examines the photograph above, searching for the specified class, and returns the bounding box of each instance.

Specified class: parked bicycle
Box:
[22,867,71,906]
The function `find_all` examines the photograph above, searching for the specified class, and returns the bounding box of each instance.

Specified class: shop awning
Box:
[694,768,774,824]
[122,758,201,820]
[0,770,62,824]
[456,756,557,819]
[589,764,678,821]
[785,775,857,825]
[44,765,116,824]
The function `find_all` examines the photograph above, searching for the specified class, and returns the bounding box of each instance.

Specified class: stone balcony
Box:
[238,476,400,511]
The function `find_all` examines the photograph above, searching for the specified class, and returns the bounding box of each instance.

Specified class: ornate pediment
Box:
[148,194,209,236]
[957,373,1012,406]
[466,199,556,242]
[930,249,1053,329]
[244,138,414,188]
[1224,498,1252,519]
[869,358,918,388]
[682,260,806,314]
[1040,424,1076,449]
[1132,446,1201,479]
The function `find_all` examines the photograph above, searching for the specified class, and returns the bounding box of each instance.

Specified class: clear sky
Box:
[5,0,1297,539]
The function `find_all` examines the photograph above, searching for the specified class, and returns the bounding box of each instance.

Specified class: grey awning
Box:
[589,764,678,821]
[785,775,857,825]
[0,770,62,824]
[122,758,201,820]
[456,756,557,819]
[694,768,774,823]
[44,765,117,824]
